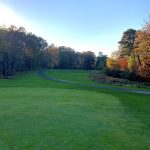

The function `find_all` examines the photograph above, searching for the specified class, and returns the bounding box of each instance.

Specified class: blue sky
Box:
[0,0,149,56]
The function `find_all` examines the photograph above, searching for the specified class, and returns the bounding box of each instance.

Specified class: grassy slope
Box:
[0,70,149,150]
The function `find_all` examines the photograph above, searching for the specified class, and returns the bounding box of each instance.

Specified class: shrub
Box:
[101,68,141,81]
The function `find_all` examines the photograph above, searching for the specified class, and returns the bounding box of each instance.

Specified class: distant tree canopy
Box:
[58,46,76,69]
[96,55,107,70]
[0,25,107,78]
[83,51,96,69]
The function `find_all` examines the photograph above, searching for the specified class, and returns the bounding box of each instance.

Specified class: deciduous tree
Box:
[134,22,150,80]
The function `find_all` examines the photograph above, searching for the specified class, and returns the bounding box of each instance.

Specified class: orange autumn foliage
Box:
[134,22,150,80]
[118,58,128,71]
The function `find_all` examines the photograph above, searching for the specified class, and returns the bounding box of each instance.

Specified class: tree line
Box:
[0,25,107,78]
[106,21,150,81]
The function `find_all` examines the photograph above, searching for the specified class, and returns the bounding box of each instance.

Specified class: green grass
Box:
[0,69,150,150]
[45,69,150,91]
[45,69,94,83]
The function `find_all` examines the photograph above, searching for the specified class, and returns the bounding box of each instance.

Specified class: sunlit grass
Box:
[0,70,149,150]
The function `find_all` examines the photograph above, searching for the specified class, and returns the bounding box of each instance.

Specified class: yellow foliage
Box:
[127,56,137,72]
[106,57,118,70]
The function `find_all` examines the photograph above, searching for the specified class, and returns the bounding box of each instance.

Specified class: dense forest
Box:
[0,21,150,81]
[0,25,107,78]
